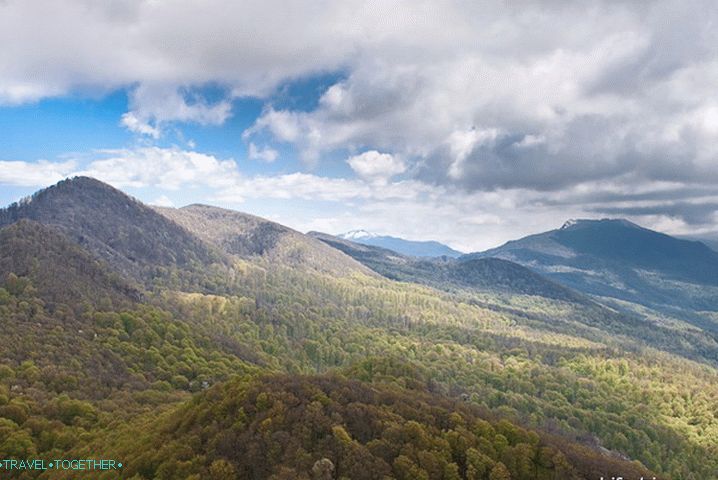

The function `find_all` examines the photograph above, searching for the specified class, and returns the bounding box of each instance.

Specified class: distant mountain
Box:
[338,230,463,257]
[679,233,718,252]
[311,231,588,303]
[156,205,372,276]
[339,229,378,241]
[466,218,718,315]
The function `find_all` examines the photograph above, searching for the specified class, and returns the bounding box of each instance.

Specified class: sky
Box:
[2,0,718,252]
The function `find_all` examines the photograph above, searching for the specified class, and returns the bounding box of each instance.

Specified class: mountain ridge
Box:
[465,217,718,316]
[311,231,592,303]
[337,230,463,258]
[156,204,374,277]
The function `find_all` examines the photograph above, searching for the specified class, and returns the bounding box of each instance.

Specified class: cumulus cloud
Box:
[120,112,161,138]
[347,151,405,184]
[3,0,718,244]
[121,84,232,137]
[235,1,718,198]
[3,145,718,250]
[77,147,241,190]
[248,143,279,163]
[0,160,77,187]
[5,1,718,188]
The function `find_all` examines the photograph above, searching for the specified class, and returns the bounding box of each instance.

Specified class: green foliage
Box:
[82,374,655,480]
[0,183,717,479]
[1,258,716,477]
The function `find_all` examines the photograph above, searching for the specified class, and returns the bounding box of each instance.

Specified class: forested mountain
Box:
[0,177,228,290]
[0,178,716,479]
[311,232,588,302]
[312,231,718,366]
[338,230,463,257]
[77,369,656,480]
[157,204,372,276]
[466,219,718,316]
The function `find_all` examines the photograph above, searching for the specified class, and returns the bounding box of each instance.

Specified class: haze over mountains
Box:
[1,177,717,479]
[338,230,464,258]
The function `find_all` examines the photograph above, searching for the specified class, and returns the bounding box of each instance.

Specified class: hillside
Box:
[79,369,656,480]
[0,219,141,310]
[0,177,227,290]
[157,204,372,276]
[312,231,718,365]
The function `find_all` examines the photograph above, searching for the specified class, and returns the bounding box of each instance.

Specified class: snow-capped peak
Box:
[561,219,580,230]
[339,229,378,240]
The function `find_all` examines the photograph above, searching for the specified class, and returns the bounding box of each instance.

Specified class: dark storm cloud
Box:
[537,186,718,207]
[589,202,718,225]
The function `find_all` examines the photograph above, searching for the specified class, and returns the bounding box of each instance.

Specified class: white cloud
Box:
[121,84,232,136]
[150,195,175,207]
[78,147,240,190]
[3,1,717,191]
[0,160,76,187]
[4,146,718,250]
[3,1,718,243]
[248,143,279,163]
[446,128,500,180]
[347,150,405,184]
[120,112,161,138]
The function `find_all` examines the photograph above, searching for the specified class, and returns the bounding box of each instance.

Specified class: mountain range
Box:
[311,231,587,303]
[465,218,718,320]
[337,218,718,328]
[338,229,464,257]
[1,177,717,479]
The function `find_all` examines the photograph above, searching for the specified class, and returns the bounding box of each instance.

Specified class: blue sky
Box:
[2,1,718,250]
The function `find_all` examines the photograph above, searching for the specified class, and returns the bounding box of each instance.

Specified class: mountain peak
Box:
[472,216,718,311]
[560,219,580,229]
[0,176,223,285]
[7,176,124,208]
[339,229,378,240]
[42,176,125,197]
[560,218,640,231]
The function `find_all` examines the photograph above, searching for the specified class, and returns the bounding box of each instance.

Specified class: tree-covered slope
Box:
[3,257,716,478]
[0,219,141,310]
[157,204,372,276]
[0,177,228,289]
[80,368,656,480]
